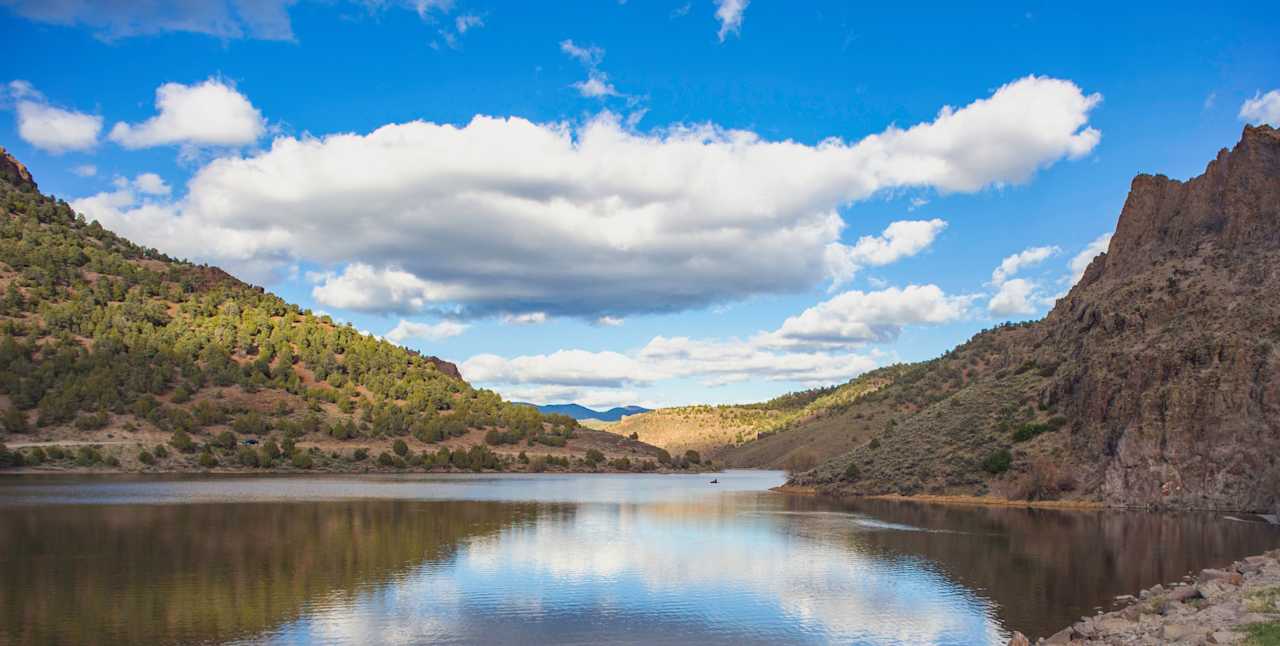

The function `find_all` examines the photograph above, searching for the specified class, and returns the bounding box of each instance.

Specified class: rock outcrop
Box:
[795,126,1280,512]
[1010,549,1280,645]
[0,146,36,192]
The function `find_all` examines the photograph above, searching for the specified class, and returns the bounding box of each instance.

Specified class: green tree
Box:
[393,439,408,457]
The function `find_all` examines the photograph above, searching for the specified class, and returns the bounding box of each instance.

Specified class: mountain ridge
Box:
[514,403,651,422]
[739,126,1280,512]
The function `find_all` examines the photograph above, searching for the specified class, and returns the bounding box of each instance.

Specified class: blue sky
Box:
[2,1,1277,409]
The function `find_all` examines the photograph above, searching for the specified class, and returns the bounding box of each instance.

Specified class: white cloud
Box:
[1067,232,1112,285]
[108,78,265,149]
[72,75,1101,318]
[714,0,749,42]
[595,316,624,327]
[987,278,1037,316]
[132,172,171,196]
[464,283,968,398]
[560,39,623,99]
[502,312,549,325]
[985,245,1064,316]
[824,218,947,286]
[1239,90,1280,126]
[464,349,647,388]
[8,81,102,153]
[0,0,297,41]
[990,245,1058,285]
[455,13,483,34]
[308,263,454,314]
[385,319,468,343]
[463,338,879,392]
[762,284,971,348]
[72,164,97,177]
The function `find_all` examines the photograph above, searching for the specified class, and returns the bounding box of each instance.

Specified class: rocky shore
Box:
[1009,550,1280,645]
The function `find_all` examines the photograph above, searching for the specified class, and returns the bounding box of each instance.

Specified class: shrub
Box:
[47,446,66,460]
[377,451,395,467]
[75,446,101,466]
[197,451,218,468]
[28,446,46,464]
[609,457,631,470]
[138,449,156,465]
[237,446,260,467]
[290,451,313,469]
[393,439,408,457]
[74,411,109,431]
[584,449,605,466]
[153,444,169,458]
[528,456,547,472]
[981,449,1012,474]
[0,443,22,468]
[170,430,195,453]
[1012,422,1050,443]
[484,429,503,446]
[2,408,29,434]
[784,450,818,475]
[684,450,701,465]
[843,461,861,480]
[353,447,369,461]
[214,431,238,450]
[261,439,281,461]
[105,456,120,467]
[518,451,529,464]
[868,437,881,450]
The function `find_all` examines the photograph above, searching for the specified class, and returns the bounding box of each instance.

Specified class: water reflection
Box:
[0,472,1276,645]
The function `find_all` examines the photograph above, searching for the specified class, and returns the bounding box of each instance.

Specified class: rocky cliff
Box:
[794,126,1280,512]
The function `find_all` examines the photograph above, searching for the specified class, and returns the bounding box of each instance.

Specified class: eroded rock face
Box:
[802,127,1280,512]
[0,147,36,192]
[1038,125,1280,511]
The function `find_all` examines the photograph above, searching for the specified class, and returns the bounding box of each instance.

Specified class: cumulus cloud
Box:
[990,245,1058,285]
[131,172,171,196]
[986,245,1061,316]
[7,81,102,153]
[1067,232,1112,285]
[1239,90,1280,126]
[824,219,947,287]
[761,284,971,348]
[385,319,468,343]
[72,164,98,177]
[987,278,1038,316]
[560,39,622,99]
[714,0,748,42]
[502,312,549,325]
[0,0,297,41]
[463,283,967,401]
[72,75,1101,319]
[464,337,878,391]
[108,78,265,149]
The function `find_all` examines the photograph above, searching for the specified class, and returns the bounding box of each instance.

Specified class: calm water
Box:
[0,471,1277,646]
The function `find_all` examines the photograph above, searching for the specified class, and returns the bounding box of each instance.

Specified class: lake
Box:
[0,470,1276,645]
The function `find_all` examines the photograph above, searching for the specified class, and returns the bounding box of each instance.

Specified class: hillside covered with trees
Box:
[0,147,685,474]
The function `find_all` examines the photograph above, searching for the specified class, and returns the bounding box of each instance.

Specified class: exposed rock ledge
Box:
[1009,550,1280,645]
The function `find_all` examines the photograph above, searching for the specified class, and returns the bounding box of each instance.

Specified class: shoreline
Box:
[772,485,1280,516]
[1008,549,1280,645]
[771,485,1105,510]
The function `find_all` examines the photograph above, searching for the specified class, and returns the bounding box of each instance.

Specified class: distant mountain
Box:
[515,403,651,422]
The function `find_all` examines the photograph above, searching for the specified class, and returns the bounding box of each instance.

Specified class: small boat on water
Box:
[709,479,719,484]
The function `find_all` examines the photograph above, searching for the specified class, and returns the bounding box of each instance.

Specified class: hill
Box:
[514,403,650,422]
[768,126,1280,512]
[0,147,690,474]
[604,369,902,463]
